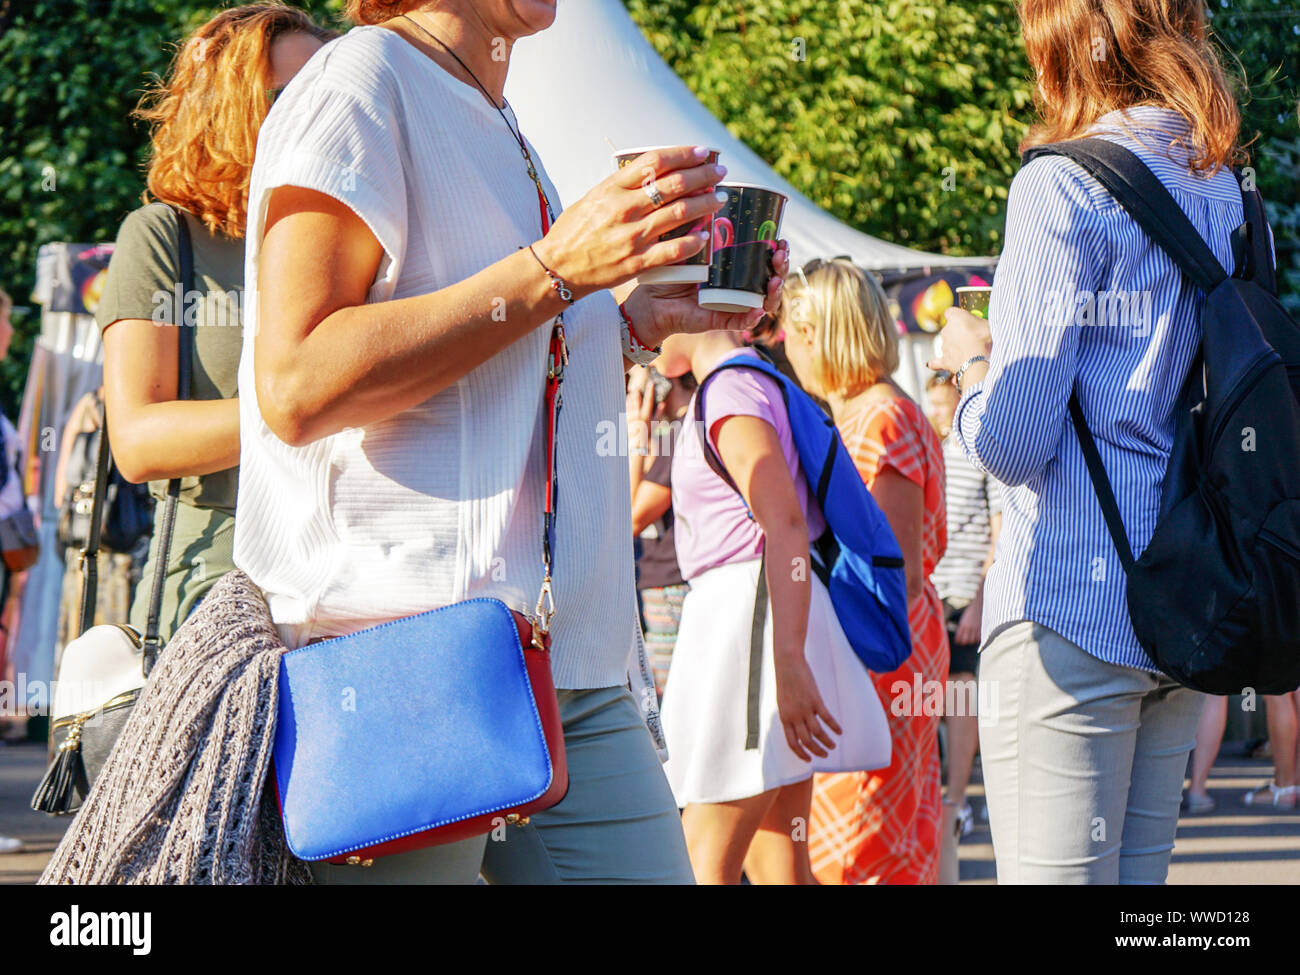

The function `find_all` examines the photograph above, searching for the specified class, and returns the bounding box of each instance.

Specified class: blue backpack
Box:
[694,352,912,673]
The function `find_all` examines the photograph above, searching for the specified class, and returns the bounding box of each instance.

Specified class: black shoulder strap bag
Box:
[140,206,195,672]
[32,205,197,813]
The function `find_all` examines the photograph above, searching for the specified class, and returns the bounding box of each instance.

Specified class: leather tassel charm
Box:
[30,725,89,814]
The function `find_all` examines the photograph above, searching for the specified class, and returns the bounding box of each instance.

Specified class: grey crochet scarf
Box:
[40,569,311,885]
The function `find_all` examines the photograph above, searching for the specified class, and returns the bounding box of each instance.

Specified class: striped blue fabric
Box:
[955,106,1247,671]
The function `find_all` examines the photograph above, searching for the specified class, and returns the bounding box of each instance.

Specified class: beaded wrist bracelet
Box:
[526,244,574,304]
[619,300,660,366]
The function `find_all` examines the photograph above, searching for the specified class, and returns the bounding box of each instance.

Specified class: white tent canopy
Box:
[506,0,991,273]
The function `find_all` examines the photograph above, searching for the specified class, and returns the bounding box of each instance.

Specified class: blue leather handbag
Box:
[272,597,568,863]
[271,317,570,864]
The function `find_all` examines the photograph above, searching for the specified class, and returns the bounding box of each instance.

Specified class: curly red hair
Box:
[1018,0,1245,175]
[135,2,336,238]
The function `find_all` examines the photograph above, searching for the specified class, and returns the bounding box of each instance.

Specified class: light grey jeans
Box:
[978,621,1204,884]
[309,685,695,885]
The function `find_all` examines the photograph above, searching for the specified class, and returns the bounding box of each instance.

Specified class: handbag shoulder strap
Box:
[533,185,565,634]
[80,206,193,657]
[76,401,113,635]
[138,204,195,672]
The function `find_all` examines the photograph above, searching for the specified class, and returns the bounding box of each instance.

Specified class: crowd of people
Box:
[6,0,1297,883]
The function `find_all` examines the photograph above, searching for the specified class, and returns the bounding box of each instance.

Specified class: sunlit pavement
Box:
[0,742,66,885]
[3,739,1296,884]
[957,756,1300,884]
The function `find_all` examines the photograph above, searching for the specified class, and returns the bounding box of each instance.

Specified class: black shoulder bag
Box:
[32,205,197,813]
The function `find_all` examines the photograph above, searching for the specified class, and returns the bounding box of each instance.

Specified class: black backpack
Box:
[1021,139,1300,695]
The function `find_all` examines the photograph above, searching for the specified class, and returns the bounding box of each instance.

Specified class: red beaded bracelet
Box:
[619,300,660,355]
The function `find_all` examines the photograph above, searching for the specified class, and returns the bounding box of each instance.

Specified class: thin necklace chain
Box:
[400,13,552,226]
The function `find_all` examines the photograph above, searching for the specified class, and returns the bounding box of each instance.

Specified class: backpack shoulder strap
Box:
[693,355,788,507]
[1235,175,1278,295]
[1066,393,1136,573]
[1022,139,1227,294]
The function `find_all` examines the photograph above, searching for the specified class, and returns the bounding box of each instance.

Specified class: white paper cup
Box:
[639,264,711,285]
[698,287,765,314]
[614,145,720,286]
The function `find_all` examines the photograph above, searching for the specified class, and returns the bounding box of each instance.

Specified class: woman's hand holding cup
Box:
[623,240,789,350]
[531,146,726,300]
[927,306,993,377]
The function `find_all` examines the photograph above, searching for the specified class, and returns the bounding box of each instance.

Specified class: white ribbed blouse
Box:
[233,26,636,688]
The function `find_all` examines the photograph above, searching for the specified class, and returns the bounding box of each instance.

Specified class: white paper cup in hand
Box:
[614,145,720,284]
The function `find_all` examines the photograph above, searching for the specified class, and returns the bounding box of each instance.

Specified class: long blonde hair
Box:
[780,258,898,398]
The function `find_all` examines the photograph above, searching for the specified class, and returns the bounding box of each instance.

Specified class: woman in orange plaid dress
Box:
[780,259,949,884]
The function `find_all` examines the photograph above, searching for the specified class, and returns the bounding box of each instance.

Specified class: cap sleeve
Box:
[95,204,180,331]
[701,366,785,451]
[845,401,925,490]
[248,32,409,297]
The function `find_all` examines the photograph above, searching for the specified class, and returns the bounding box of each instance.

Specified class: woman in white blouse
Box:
[236,1,788,883]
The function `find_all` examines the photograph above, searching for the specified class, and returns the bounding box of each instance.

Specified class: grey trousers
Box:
[309,685,696,885]
[978,621,1204,884]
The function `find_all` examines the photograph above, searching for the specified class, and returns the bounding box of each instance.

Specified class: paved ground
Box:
[957,753,1300,884]
[0,741,68,885]
[2,737,1296,884]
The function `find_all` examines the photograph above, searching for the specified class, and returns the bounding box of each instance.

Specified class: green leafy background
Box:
[1,0,1297,413]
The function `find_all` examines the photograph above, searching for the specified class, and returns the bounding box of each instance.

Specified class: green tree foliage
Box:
[0,1,1296,412]
[0,0,345,412]
[625,0,1300,308]
[1212,1,1300,314]
[625,0,1034,258]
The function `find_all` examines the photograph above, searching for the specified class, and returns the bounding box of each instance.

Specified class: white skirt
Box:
[661,557,892,805]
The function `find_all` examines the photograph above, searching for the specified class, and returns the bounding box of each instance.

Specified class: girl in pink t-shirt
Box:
[658,331,890,885]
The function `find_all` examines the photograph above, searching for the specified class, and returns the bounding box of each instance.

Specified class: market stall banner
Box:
[883,268,994,335]
[32,242,114,316]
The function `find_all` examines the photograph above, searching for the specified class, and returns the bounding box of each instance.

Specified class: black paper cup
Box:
[614,145,720,284]
[699,183,787,313]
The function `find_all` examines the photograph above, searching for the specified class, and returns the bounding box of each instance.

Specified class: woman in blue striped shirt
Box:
[930,0,1251,884]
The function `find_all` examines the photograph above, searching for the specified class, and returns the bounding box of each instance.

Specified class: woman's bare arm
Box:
[714,413,841,760]
[100,323,240,484]
[631,481,672,536]
[255,147,726,446]
[254,186,569,446]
